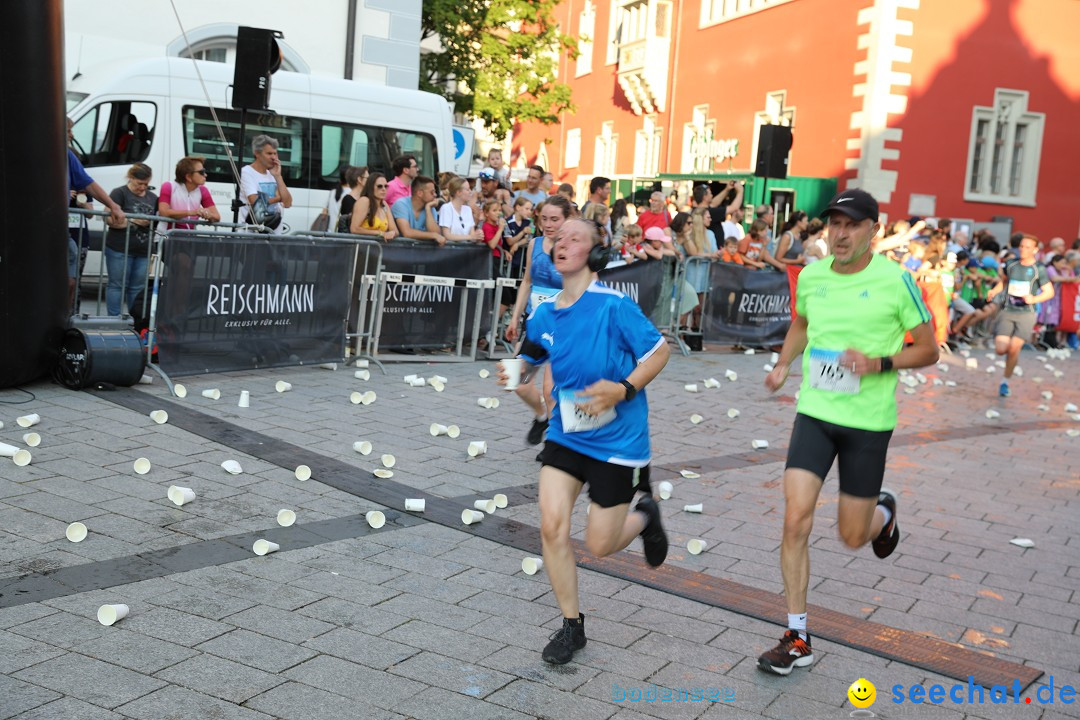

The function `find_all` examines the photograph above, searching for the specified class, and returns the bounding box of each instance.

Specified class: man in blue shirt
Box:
[391,176,444,245]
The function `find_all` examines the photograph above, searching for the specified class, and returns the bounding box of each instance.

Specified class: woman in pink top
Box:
[158,156,220,229]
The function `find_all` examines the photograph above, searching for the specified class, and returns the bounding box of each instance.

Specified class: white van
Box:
[68,57,454,288]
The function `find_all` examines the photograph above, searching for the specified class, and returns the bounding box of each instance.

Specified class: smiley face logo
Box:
[848,678,876,708]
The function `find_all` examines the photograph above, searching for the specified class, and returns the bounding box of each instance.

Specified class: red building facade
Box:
[511,0,1080,241]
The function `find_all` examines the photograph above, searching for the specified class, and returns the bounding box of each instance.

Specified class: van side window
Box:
[316,120,437,188]
[183,106,307,186]
[71,101,156,166]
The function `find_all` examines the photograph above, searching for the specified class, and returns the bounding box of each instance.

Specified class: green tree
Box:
[421,0,577,140]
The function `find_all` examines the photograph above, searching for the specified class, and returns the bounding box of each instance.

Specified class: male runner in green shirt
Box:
[757,189,940,676]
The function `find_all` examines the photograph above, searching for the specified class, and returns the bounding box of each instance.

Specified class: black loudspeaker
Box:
[754,125,793,179]
[231,27,283,110]
[54,328,146,390]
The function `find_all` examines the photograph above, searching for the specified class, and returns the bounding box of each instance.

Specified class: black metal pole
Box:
[344,0,358,80]
[232,109,248,226]
[0,0,69,387]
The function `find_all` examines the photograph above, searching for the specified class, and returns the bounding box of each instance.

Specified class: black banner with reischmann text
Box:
[702,263,791,345]
[155,232,354,376]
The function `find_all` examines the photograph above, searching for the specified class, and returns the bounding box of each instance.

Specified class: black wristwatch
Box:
[879,356,894,372]
[619,379,637,401]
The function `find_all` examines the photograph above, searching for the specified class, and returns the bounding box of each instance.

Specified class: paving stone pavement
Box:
[1,344,1078,719]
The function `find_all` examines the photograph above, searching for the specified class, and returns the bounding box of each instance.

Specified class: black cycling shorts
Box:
[785,413,892,498]
[538,440,651,508]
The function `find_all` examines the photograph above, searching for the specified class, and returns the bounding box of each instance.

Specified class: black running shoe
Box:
[526,418,548,446]
[757,630,814,675]
[872,488,899,559]
[636,495,668,567]
[542,614,586,664]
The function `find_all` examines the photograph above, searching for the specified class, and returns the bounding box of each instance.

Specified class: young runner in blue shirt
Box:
[498,219,671,665]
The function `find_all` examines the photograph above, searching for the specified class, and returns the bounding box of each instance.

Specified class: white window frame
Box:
[576,3,596,77]
[964,88,1043,207]
[634,114,661,177]
[700,0,794,30]
[594,121,618,175]
[564,129,581,169]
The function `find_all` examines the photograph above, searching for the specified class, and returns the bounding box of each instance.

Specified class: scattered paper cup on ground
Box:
[168,486,196,506]
[502,359,524,390]
[751,439,769,449]
[201,389,221,400]
[1066,403,1079,413]
[361,391,376,405]
[763,363,774,372]
[133,457,151,475]
[683,503,704,513]
[690,414,704,425]
[317,363,337,371]
[1009,538,1034,548]
[366,510,386,528]
[522,557,544,575]
[381,454,396,468]
[221,460,243,475]
[66,522,88,543]
[173,384,188,399]
[0,442,32,466]
[430,424,450,436]
[985,410,1000,419]
[238,390,250,408]
[725,369,738,381]
[658,480,673,500]
[350,392,364,404]
[16,414,40,428]
[23,433,41,448]
[727,408,740,419]
[404,374,418,384]
[138,374,154,384]
[703,378,720,389]
[680,470,700,479]
[479,369,490,379]
[353,441,373,455]
[252,539,280,555]
[966,358,978,369]
[1066,429,1080,438]
[1042,391,1054,400]
[461,509,484,525]
[446,425,460,439]
[493,493,508,509]
[97,604,129,626]
[409,378,427,387]
[354,370,371,381]
[431,375,448,384]
[687,539,707,555]
[275,381,292,393]
[684,384,699,393]
[355,359,369,369]
[373,468,394,478]
[467,441,488,457]
[295,465,312,481]
[474,499,496,513]
[149,410,168,424]
[404,498,425,512]
[430,379,445,392]
[277,509,296,527]
[771,352,780,364]
[478,397,499,409]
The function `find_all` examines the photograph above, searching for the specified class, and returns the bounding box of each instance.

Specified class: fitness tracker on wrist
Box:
[879,356,894,373]
[619,379,637,401]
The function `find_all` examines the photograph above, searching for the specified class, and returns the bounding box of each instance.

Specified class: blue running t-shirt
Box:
[520,281,664,467]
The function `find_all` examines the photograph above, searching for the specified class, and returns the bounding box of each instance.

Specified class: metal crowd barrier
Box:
[671,255,714,356]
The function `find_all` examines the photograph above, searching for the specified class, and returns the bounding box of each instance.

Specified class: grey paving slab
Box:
[283,654,427,710]
[222,604,334,644]
[13,652,166,710]
[77,628,197,674]
[485,678,617,720]
[303,626,418,669]
[114,685,273,720]
[389,649,516,698]
[7,611,112,649]
[9,697,125,720]
[110,606,234,647]
[385,619,504,663]
[243,681,404,720]
[153,653,284,704]
[393,685,535,720]
[0,674,62,720]
[195,629,317,674]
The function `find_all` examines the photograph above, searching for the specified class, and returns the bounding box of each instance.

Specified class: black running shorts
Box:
[538,441,651,508]
[993,310,1036,340]
[785,413,892,498]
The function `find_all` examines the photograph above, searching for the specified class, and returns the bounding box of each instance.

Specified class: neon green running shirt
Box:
[795,254,931,431]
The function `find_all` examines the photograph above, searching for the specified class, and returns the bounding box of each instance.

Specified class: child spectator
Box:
[720,236,746,265]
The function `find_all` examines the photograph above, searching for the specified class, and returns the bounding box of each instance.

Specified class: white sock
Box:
[788,613,807,640]
[878,505,893,528]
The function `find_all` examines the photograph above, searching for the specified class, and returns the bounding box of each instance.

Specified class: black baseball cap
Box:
[820,188,879,222]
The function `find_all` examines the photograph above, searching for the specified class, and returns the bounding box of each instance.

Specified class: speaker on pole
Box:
[754,124,793,179]
[231,27,283,110]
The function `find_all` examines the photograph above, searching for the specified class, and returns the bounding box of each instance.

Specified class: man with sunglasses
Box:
[159,155,221,229]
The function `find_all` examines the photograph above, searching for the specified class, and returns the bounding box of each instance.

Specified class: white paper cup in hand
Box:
[23,433,41,448]
[275,381,292,393]
[404,498,425,512]
[493,493,508,509]
[238,390,250,408]
[221,460,243,475]
[148,410,168,424]
[173,384,188,399]
[687,539,707,555]
[658,481,673,500]
[354,370,370,381]
[16,414,40,428]
[277,509,296,527]
[521,557,543,575]
[461,509,484,525]
[295,465,312,481]
[66,522,88,543]
[252,539,279,556]
[201,389,221,400]
[97,604,129,626]
[502,358,524,390]
[366,510,386,528]
[133,457,151,475]
[168,486,196,506]
[474,499,496,513]
[683,503,703,513]
[467,441,487,457]
[353,441,373,455]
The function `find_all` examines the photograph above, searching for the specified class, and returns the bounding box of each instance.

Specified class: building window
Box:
[964,88,1043,207]
[576,3,595,77]
[751,90,795,172]
[634,115,661,177]
[594,122,617,175]
[700,0,794,28]
[565,129,581,169]
[188,47,228,63]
